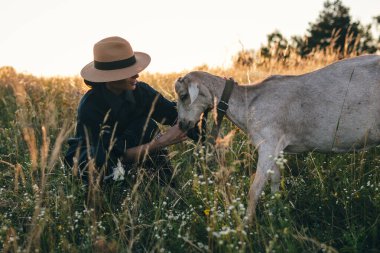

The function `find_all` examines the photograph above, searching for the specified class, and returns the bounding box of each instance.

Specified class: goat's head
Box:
[175,74,213,131]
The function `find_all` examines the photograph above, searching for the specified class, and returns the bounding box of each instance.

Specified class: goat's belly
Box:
[332,137,380,152]
[284,145,310,153]
[284,143,379,154]
[284,132,380,154]
[333,125,380,151]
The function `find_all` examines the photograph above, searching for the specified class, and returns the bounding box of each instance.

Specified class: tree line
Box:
[234,0,380,67]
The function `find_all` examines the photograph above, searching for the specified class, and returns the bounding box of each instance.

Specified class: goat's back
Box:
[249,55,380,152]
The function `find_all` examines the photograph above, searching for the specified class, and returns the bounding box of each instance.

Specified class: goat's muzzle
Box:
[178,119,194,131]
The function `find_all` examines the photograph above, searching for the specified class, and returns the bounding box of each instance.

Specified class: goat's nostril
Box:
[179,120,190,131]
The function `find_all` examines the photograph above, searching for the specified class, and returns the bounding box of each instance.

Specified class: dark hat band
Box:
[94,55,136,70]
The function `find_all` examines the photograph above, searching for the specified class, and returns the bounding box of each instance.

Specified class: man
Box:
[64,36,203,185]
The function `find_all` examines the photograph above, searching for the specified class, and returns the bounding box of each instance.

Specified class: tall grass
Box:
[0,48,379,253]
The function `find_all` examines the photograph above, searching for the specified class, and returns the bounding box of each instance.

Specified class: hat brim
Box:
[80,52,151,82]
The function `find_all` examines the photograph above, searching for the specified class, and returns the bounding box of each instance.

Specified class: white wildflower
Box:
[112,159,125,181]
[32,184,39,193]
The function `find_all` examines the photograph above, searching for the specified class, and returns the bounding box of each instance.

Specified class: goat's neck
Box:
[227,85,258,132]
[207,79,257,133]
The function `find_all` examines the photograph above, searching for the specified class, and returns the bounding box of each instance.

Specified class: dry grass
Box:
[0,48,379,252]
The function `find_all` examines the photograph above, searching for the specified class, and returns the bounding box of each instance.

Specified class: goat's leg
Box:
[246,148,277,223]
[270,135,287,193]
[246,167,268,223]
[270,164,281,193]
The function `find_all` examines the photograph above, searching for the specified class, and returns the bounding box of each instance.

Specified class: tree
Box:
[373,15,380,48]
[293,0,377,57]
[233,50,254,68]
[260,30,289,59]
[233,30,290,68]
[232,0,378,67]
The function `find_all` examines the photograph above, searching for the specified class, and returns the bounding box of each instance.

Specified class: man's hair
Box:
[83,79,106,88]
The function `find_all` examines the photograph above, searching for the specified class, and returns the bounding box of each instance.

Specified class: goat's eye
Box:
[180,94,188,101]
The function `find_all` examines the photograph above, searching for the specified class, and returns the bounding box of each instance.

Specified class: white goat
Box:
[175,54,380,222]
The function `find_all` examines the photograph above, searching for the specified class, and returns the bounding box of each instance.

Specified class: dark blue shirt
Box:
[66,81,202,167]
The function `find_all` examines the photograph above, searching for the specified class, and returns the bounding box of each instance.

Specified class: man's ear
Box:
[188,82,199,105]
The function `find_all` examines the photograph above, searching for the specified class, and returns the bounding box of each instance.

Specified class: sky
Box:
[0,0,379,77]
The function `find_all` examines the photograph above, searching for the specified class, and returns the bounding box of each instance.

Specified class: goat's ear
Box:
[188,82,199,105]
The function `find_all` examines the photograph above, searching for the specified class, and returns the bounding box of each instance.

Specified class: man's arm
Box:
[122,123,187,162]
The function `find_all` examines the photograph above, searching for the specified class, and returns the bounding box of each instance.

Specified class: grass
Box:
[0,49,379,253]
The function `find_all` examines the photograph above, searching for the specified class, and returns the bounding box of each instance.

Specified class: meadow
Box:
[0,49,379,253]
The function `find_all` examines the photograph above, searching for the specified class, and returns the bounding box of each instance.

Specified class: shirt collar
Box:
[124,88,136,104]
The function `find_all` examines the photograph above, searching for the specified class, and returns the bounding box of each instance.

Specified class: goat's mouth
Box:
[178,119,196,131]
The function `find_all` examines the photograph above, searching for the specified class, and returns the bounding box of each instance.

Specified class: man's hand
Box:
[154,123,188,148]
[123,123,187,162]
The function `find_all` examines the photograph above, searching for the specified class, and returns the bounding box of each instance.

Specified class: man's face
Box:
[106,74,139,94]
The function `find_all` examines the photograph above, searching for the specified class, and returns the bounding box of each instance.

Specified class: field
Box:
[0,51,379,253]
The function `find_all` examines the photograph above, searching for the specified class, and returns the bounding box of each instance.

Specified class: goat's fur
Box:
[175,54,380,223]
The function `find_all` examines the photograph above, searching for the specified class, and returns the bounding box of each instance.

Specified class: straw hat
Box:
[80,36,151,82]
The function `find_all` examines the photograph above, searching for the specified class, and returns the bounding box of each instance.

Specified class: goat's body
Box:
[175,54,380,222]
[228,55,380,154]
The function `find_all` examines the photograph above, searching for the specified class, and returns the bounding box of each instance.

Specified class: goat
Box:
[174,54,380,223]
